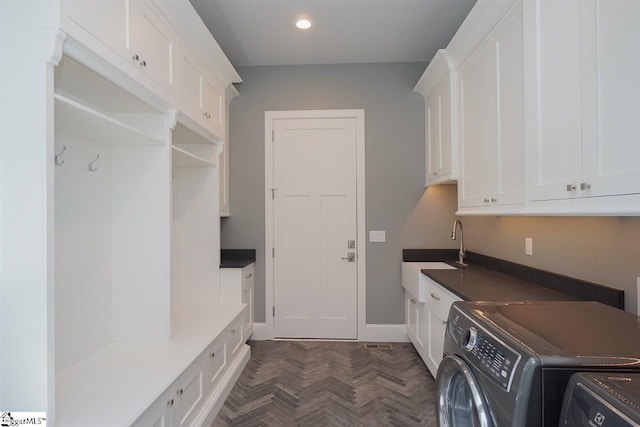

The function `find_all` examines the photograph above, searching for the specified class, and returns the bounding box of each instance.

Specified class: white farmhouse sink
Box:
[401,262,457,302]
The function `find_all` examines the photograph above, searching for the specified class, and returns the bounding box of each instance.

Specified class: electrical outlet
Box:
[525,238,533,256]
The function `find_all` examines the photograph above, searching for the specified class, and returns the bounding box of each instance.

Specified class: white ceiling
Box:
[189,0,478,67]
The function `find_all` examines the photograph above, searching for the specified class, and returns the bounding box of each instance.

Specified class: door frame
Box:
[264,109,366,340]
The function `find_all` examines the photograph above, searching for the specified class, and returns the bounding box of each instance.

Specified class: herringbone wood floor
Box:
[212,341,437,427]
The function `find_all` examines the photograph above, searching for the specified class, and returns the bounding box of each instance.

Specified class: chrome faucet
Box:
[451,219,467,266]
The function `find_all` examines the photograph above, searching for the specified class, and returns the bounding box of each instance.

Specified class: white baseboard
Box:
[249,322,409,343]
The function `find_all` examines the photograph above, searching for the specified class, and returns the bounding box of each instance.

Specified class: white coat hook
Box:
[88,154,101,172]
[55,145,66,166]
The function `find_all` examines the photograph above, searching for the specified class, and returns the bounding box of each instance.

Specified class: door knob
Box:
[341,252,356,262]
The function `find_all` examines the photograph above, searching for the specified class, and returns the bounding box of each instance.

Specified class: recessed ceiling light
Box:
[296,19,312,30]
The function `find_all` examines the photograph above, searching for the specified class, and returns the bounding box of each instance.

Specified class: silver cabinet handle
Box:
[430,292,440,301]
[566,184,577,191]
[491,198,497,203]
[177,388,183,396]
[209,352,215,358]
[244,273,253,279]
[167,398,174,406]
[580,182,591,190]
[483,198,490,203]
[132,54,139,61]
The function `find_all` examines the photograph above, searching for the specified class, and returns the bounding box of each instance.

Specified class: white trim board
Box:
[264,109,366,341]
[250,323,409,343]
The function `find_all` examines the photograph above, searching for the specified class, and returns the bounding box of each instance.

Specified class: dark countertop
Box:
[422,265,577,302]
[220,249,256,269]
[403,249,624,308]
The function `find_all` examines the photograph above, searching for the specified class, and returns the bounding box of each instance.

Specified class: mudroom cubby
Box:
[54,54,172,375]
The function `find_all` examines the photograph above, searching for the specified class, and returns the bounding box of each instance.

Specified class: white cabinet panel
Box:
[459,40,495,208]
[426,76,453,183]
[415,50,458,187]
[581,0,640,198]
[177,44,203,121]
[494,6,525,206]
[458,3,524,212]
[202,73,224,135]
[221,264,254,339]
[62,0,130,59]
[172,362,204,427]
[526,0,640,208]
[525,0,583,201]
[129,0,176,94]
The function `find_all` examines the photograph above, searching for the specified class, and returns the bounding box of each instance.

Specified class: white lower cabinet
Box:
[424,279,461,378]
[406,278,461,379]
[132,310,249,427]
[221,263,255,339]
[405,292,425,356]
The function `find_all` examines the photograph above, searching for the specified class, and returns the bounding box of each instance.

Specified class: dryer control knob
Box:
[462,327,478,351]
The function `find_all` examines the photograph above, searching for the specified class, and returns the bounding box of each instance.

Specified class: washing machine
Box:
[436,301,640,427]
[560,372,640,427]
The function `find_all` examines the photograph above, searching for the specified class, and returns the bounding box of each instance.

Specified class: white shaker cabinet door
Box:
[129,0,176,95]
[62,0,130,60]
[525,0,586,201]
[493,5,525,207]
[580,0,640,198]
[426,76,453,184]
[458,39,496,209]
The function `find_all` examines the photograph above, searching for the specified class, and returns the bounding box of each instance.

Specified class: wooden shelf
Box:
[172,145,216,167]
[54,93,164,146]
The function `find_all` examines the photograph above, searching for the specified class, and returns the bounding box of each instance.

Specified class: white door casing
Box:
[265,110,366,340]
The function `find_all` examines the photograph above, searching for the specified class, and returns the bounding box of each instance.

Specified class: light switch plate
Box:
[369,230,386,242]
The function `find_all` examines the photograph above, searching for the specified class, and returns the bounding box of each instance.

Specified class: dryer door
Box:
[436,355,495,427]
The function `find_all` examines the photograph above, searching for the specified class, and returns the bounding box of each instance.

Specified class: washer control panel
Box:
[448,307,521,391]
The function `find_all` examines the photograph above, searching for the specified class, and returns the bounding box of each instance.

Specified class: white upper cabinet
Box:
[62,0,130,59]
[415,50,458,186]
[458,3,524,212]
[61,0,176,96]
[129,0,176,95]
[176,41,226,139]
[525,0,640,212]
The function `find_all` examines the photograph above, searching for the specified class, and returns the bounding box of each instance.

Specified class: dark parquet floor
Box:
[211,341,437,427]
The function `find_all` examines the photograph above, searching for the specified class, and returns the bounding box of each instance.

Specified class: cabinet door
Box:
[172,362,205,427]
[202,73,224,137]
[426,310,446,379]
[525,0,583,201]
[416,300,428,359]
[426,76,452,185]
[580,0,640,198]
[241,266,254,338]
[132,388,174,427]
[130,0,176,94]
[405,292,417,344]
[203,338,227,396]
[176,44,203,122]
[62,0,130,60]
[458,40,496,208]
[494,5,525,206]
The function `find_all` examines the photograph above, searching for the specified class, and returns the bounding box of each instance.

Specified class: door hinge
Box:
[272,247,275,258]
[273,306,275,317]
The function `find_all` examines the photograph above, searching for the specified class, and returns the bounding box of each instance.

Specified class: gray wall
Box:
[464,215,640,314]
[221,63,459,324]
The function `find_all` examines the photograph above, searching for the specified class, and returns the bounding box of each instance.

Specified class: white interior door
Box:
[272,117,357,339]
